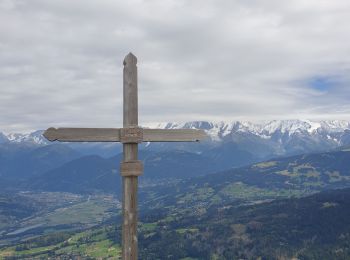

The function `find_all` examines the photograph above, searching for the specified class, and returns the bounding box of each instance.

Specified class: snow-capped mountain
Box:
[4,130,47,145]
[3,120,350,145]
[143,120,350,160]
[0,120,349,181]
[146,119,350,142]
[1,120,350,160]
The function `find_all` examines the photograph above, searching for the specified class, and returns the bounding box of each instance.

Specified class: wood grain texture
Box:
[43,127,121,142]
[123,52,138,128]
[43,127,208,143]
[120,160,143,176]
[120,127,143,143]
[122,175,138,260]
[42,53,208,260]
[122,52,139,260]
[143,129,207,142]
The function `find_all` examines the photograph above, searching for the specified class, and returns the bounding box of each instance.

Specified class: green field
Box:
[0,227,121,259]
[0,193,120,247]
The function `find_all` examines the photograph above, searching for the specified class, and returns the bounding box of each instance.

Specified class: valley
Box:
[0,192,120,248]
[1,120,350,259]
[2,188,350,259]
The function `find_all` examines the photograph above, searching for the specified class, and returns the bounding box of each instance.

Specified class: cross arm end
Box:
[42,127,121,142]
[43,127,58,142]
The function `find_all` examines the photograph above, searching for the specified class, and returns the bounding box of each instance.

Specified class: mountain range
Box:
[1,120,350,258]
[26,150,221,194]
[139,148,350,212]
[1,119,350,189]
[5,143,350,201]
[2,161,350,259]
[1,120,350,159]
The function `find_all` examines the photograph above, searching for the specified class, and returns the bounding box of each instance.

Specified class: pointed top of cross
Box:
[123,52,137,66]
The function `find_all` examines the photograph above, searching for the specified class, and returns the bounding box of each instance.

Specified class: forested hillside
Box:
[2,188,350,259]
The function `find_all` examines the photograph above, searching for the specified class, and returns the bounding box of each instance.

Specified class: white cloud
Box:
[1,0,350,132]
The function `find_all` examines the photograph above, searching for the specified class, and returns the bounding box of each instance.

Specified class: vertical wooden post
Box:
[42,52,206,260]
[122,53,139,260]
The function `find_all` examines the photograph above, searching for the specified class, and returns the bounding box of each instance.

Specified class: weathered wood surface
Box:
[43,127,206,143]
[120,160,143,176]
[42,52,208,260]
[122,175,138,260]
[122,52,139,260]
[43,127,121,142]
[143,129,206,142]
[123,53,138,127]
[120,127,143,143]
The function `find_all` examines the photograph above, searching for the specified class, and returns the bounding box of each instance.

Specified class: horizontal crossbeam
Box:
[43,127,207,142]
[43,128,120,142]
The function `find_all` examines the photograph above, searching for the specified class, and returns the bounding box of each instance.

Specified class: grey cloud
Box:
[1,0,350,133]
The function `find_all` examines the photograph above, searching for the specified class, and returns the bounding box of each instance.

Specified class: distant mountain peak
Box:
[2,120,350,149]
[145,119,350,140]
[5,130,47,145]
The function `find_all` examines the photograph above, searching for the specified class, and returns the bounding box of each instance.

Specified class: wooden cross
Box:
[43,53,206,260]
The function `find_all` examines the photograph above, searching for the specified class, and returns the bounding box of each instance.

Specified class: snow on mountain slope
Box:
[145,120,350,141]
[2,120,350,147]
[5,130,47,145]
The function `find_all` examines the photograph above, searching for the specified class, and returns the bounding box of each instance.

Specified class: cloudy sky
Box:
[1,0,350,133]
